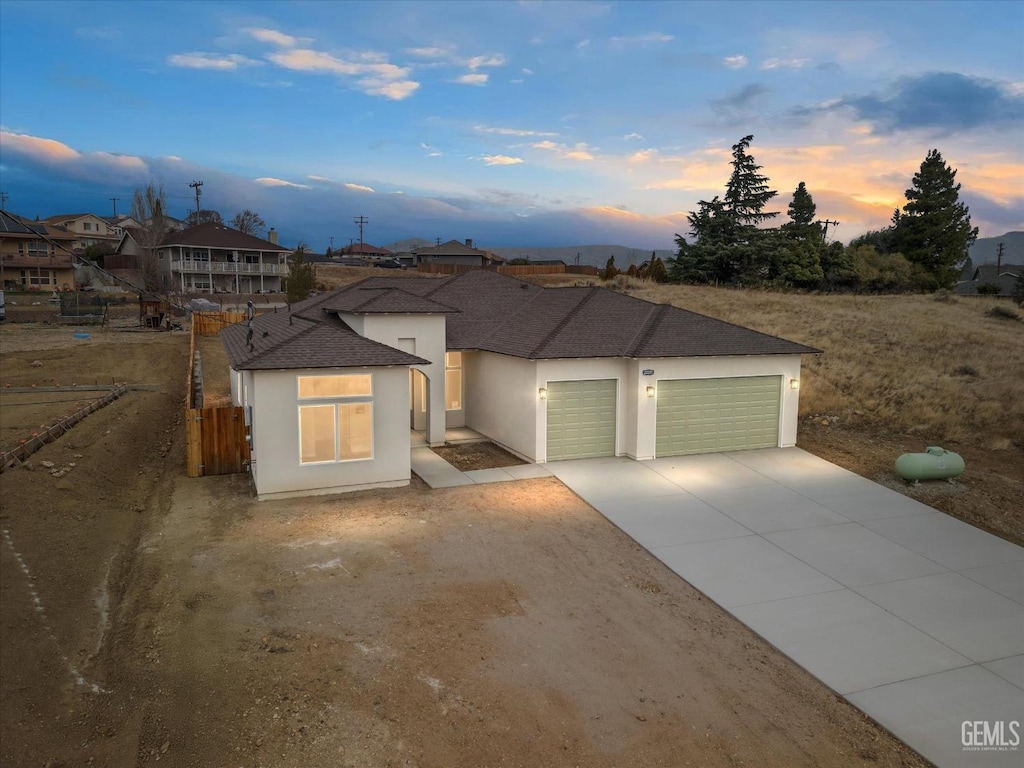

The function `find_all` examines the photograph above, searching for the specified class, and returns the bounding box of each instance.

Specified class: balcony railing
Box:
[171,260,285,275]
[1,253,75,268]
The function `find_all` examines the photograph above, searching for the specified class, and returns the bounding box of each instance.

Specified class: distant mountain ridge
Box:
[968,231,1023,265]
[383,239,674,269]
[384,231,1023,270]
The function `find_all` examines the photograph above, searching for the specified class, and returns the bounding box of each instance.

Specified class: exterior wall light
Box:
[538,387,548,400]
[646,386,656,398]
[790,379,800,390]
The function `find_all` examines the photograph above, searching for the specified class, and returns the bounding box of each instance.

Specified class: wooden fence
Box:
[192,311,246,336]
[417,263,599,276]
[185,320,250,478]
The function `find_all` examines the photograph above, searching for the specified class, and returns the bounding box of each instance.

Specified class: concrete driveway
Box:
[548,448,1024,768]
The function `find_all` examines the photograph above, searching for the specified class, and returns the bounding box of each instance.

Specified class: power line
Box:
[353,215,368,248]
[817,219,840,244]
[189,181,204,215]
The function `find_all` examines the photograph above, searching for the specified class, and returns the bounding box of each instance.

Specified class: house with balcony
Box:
[158,222,291,294]
[0,210,78,291]
[41,213,120,252]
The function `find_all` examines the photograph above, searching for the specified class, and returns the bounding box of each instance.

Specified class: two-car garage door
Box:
[544,375,782,461]
[656,376,781,456]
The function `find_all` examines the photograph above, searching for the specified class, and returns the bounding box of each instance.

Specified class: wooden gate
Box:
[185,406,251,477]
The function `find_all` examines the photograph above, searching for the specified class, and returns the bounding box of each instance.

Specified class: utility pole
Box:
[353,215,368,250]
[817,219,840,244]
[189,181,204,216]
[0,191,8,208]
[329,236,334,250]
[997,242,1004,272]
[109,197,119,218]
[435,237,441,246]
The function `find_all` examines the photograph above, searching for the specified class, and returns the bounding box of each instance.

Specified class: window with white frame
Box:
[298,374,373,464]
[445,352,463,411]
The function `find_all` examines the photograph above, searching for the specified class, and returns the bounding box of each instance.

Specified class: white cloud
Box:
[474,125,559,137]
[405,46,454,59]
[266,49,419,100]
[481,155,524,166]
[454,73,489,86]
[167,52,261,70]
[254,177,308,188]
[420,142,442,157]
[467,54,507,70]
[344,183,375,193]
[623,132,644,141]
[531,140,596,161]
[723,54,748,69]
[629,149,657,163]
[609,33,673,46]
[521,67,535,76]
[761,57,812,70]
[1,131,79,161]
[246,28,306,48]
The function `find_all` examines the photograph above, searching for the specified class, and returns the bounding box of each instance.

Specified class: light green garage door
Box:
[656,376,781,456]
[546,379,617,460]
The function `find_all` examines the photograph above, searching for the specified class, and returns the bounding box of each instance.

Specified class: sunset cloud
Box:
[454,73,489,86]
[266,48,419,100]
[344,183,375,193]
[481,155,524,166]
[254,177,309,188]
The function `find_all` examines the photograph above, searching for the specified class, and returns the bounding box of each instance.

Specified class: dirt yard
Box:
[0,322,930,767]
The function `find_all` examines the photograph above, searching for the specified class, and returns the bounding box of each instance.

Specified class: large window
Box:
[298,374,373,464]
[445,352,462,411]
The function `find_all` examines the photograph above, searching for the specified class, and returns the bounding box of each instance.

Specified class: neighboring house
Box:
[158,222,292,293]
[0,210,78,291]
[954,264,1022,296]
[338,242,393,260]
[107,214,187,238]
[41,213,120,252]
[222,270,817,500]
[414,238,505,267]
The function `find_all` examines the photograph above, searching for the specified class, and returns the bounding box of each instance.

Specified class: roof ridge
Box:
[527,286,601,359]
[239,316,319,366]
[625,303,671,358]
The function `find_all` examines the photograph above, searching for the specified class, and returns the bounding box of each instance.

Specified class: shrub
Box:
[932,290,958,303]
[986,305,1021,322]
[953,364,978,377]
[976,283,1001,296]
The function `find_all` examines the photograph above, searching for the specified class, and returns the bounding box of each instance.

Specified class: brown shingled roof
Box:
[161,222,290,252]
[221,308,428,370]
[223,270,817,370]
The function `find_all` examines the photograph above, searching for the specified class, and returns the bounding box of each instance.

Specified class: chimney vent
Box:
[465,238,473,249]
[268,227,278,245]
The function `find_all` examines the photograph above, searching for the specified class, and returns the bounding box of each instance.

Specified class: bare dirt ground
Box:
[432,441,527,471]
[0,323,930,767]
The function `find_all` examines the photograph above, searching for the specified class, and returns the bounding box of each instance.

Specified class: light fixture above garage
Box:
[538,387,548,400]
[790,378,800,390]
[646,386,656,398]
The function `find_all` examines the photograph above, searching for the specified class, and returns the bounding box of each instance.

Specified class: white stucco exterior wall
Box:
[340,313,448,445]
[246,365,411,500]
[463,351,539,460]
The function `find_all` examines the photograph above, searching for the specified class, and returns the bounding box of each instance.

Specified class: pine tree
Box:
[723,135,778,227]
[893,149,978,289]
[601,255,619,280]
[285,246,314,303]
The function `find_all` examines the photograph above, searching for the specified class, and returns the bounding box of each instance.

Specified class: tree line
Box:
[663,135,978,293]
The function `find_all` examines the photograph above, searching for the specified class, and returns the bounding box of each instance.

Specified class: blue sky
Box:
[1,0,1021,251]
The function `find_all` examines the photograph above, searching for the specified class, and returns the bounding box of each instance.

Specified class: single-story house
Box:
[414,239,505,267]
[954,263,1022,297]
[221,270,818,500]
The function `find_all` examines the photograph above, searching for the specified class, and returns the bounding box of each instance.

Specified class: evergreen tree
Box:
[893,149,978,289]
[774,182,824,288]
[723,135,778,227]
[285,246,314,303]
[820,242,858,290]
[601,255,619,280]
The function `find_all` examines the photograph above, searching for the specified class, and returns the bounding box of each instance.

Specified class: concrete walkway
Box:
[547,448,1023,768]
[411,446,551,489]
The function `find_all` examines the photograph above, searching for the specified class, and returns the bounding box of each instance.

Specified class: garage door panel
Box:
[547,379,616,461]
[657,376,781,456]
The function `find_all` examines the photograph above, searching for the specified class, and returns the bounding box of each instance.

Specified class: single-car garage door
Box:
[546,379,617,460]
[656,376,781,456]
